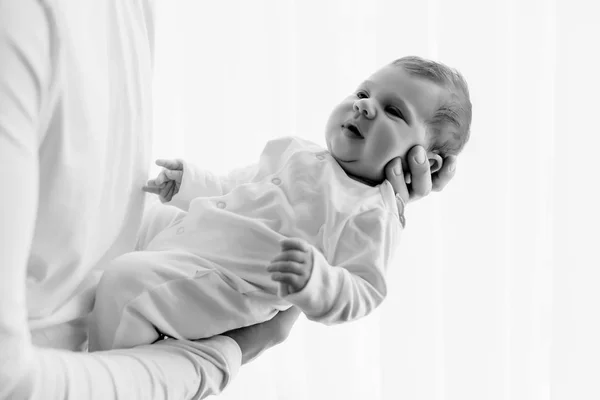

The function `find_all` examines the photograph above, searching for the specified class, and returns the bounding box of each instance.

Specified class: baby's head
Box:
[325,56,472,185]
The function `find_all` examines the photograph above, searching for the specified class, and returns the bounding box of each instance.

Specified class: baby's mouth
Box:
[342,122,364,139]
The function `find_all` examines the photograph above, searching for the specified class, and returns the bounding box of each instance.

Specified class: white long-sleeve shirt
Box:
[0,0,240,398]
[150,136,402,325]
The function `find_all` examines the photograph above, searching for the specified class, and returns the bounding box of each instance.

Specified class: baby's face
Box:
[325,65,445,184]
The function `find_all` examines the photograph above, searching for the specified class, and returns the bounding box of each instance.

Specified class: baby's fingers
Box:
[142,178,166,193]
[164,169,183,182]
[153,169,182,187]
[154,171,169,186]
[145,178,166,188]
[155,159,183,170]
[270,272,303,292]
[159,181,176,201]
[279,238,310,252]
[142,185,161,195]
[270,250,307,264]
[267,261,304,275]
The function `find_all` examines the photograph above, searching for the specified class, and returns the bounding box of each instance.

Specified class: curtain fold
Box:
[151,1,599,399]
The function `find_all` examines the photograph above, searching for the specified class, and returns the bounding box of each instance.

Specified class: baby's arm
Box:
[145,136,301,210]
[267,238,314,296]
[142,159,184,203]
[143,159,259,211]
[272,208,401,325]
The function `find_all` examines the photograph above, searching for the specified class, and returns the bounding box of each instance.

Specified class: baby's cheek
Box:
[372,135,402,162]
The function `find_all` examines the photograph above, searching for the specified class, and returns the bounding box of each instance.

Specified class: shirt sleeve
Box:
[168,160,259,211]
[282,208,402,325]
[0,1,241,399]
[4,337,242,400]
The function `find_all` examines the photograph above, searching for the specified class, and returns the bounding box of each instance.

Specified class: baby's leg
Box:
[88,250,278,351]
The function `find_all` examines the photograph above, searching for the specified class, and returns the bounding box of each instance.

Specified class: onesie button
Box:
[316,154,325,160]
[216,201,226,209]
[176,227,185,234]
[271,177,281,185]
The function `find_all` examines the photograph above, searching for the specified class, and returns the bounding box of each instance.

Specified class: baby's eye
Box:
[356,91,369,99]
[386,106,405,120]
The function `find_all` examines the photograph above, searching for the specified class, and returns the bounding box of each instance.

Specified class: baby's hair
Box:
[391,56,472,158]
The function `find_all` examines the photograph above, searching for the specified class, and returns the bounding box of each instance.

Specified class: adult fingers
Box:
[221,306,300,364]
[155,159,183,170]
[384,157,410,205]
[406,145,432,202]
[431,155,457,192]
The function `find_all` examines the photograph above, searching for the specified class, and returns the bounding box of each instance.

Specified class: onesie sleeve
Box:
[282,208,401,325]
[168,161,260,210]
[168,135,299,210]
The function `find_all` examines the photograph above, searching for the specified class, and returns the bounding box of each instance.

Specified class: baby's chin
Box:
[338,162,385,187]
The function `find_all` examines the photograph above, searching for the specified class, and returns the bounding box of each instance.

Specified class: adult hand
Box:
[384,145,457,226]
[222,306,301,365]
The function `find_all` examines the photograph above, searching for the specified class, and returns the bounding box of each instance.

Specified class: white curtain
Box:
[151,1,600,399]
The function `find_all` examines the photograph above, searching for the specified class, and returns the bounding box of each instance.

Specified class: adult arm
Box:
[222,306,301,365]
[0,1,241,398]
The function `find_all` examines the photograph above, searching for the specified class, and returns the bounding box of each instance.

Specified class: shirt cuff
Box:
[211,335,242,380]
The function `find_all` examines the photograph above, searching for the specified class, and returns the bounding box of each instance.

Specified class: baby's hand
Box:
[142,159,184,203]
[267,238,314,296]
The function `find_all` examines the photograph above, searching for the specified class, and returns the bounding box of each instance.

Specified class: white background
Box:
[150,1,600,399]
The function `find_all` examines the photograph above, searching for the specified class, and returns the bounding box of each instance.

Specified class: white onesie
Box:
[89,136,402,351]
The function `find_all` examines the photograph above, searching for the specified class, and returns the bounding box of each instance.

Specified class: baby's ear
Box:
[427,152,444,174]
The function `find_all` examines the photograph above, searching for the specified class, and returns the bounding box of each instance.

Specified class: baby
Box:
[88,56,472,351]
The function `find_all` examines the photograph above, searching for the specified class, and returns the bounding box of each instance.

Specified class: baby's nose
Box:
[353,99,376,119]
